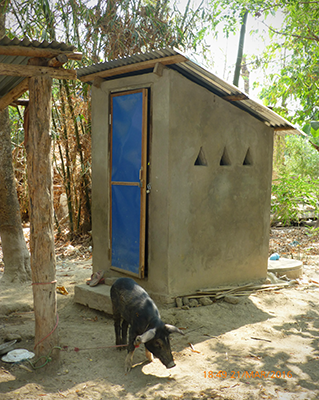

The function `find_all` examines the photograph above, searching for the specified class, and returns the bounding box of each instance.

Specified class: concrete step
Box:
[74,284,113,315]
[268,257,303,279]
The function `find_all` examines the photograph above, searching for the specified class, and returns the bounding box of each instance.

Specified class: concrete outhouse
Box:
[75,49,299,305]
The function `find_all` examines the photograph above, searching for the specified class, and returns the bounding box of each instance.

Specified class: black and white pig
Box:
[110,277,184,372]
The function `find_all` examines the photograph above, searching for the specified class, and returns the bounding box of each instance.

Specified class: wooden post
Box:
[26,75,59,359]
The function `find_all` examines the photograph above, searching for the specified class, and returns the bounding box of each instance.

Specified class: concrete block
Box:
[268,258,303,279]
[74,284,113,314]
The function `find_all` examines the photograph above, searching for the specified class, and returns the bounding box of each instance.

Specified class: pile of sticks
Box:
[176,281,296,301]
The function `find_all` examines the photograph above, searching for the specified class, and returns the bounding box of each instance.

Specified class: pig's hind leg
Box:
[121,319,129,346]
[112,306,123,348]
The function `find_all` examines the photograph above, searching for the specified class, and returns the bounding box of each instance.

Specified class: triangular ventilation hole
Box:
[194,147,207,166]
[220,147,231,166]
[243,147,253,166]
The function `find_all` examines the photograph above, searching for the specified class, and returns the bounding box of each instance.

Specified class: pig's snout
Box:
[166,361,176,369]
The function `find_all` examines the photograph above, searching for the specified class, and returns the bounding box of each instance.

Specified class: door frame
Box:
[109,88,148,278]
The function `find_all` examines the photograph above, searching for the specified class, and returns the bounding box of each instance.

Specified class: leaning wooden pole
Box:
[26,75,59,359]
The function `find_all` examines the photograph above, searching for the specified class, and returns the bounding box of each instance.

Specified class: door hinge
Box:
[109,114,112,125]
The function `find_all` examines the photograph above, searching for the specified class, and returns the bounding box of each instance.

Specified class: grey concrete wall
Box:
[90,67,273,299]
[91,84,110,271]
[91,70,173,297]
[166,70,273,294]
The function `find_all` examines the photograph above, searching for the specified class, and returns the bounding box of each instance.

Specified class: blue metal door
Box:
[110,89,148,277]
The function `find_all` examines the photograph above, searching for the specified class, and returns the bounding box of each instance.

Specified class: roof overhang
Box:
[77,48,302,136]
[0,36,82,111]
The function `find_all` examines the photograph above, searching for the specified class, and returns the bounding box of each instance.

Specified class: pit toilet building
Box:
[75,48,299,303]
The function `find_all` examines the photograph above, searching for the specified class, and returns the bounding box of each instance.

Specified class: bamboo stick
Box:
[176,281,295,300]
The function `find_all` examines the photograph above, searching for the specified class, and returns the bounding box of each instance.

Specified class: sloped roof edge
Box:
[77,48,302,136]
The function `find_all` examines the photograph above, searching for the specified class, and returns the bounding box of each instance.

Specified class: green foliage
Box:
[284,135,319,177]
[303,121,319,141]
[207,0,248,37]
[251,1,319,127]
[8,106,24,148]
[205,0,319,128]
[271,134,319,225]
[305,225,319,237]
[271,171,319,226]
[258,36,319,126]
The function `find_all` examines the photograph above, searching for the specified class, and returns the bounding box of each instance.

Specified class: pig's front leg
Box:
[125,329,136,373]
[125,350,135,373]
[145,347,154,362]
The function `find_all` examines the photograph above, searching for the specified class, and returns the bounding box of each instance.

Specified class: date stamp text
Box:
[204,371,293,379]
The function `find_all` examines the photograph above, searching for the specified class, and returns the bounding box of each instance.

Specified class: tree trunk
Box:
[0,108,31,283]
[233,11,248,87]
[0,6,31,283]
[26,75,59,358]
[241,56,250,94]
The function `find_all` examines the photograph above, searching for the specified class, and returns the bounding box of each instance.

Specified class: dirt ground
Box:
[1,227,319,400]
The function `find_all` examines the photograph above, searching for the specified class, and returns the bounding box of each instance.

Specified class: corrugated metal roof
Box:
[77,48,179,78]
[0,36,77,51]
[0,36,77,98]
[77,48,300,136]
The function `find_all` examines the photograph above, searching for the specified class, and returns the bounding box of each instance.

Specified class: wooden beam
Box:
[10,98,29,107]
[0,45,82,60]
[274,126,297,132]
[222,94,249,101]
[80,54,188,83]
[93,77,104,88]
[153,62,165,77]
[47,54,68,68]
[0,78,28,111]
[0,62,76,80]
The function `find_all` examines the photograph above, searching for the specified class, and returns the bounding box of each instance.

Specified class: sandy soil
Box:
[1,227,319,400]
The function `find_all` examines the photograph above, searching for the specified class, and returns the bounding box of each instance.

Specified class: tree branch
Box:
[309,140,319,152]
[262,20,319,42]
[255,1,319,16]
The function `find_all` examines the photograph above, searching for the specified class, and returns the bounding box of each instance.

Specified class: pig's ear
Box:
[165,324,185,335]
[134,328,157,345]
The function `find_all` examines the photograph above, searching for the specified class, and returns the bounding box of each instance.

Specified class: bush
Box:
[284,135,319,177]
[271,135,319,225]
[271,172,319,225]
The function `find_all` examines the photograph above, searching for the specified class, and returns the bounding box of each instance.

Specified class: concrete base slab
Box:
[268,257,303,279]
[74,284,113,315]
[74,274,177,314]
